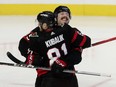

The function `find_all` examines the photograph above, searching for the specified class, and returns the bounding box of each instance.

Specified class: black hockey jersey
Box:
[18,24,91,76]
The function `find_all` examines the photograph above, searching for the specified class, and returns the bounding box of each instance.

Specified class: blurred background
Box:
[0,0,116,87]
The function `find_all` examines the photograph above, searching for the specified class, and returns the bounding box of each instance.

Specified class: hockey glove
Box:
[51,58,67,73]
[25,51,43,66]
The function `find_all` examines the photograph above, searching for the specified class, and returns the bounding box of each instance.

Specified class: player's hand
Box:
[25,51,43,66]
[51,58,67,73]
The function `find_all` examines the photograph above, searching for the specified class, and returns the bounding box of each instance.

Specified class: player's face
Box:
[42,23,48,30]
[41,23,53,32]
[38,22,49,31]
[57,12,70,26]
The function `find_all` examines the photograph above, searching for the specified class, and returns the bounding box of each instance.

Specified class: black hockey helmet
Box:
[37,11,55,29]
[54,5,71,18]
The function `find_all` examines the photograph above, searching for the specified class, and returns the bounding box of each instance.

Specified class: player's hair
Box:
[54,5,71,18]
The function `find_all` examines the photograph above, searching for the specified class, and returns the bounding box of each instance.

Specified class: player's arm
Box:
[18,27,39,57]
[82,35,91,49]
[71,29,91,49]
[19,37,43,66]
[62,27,91,66]
[18,30,43,66]
[63,24,91,49]
[18,33,31,58]
[62,49,82,66]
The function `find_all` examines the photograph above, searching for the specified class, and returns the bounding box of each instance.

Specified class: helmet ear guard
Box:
[54,5,71,19]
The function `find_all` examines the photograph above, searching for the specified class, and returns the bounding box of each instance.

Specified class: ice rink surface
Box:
[0,16,116,87]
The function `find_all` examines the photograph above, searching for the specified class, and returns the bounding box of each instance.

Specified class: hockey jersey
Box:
[18,24,91,76]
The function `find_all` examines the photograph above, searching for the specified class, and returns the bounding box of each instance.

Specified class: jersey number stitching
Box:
[47,43,67,65]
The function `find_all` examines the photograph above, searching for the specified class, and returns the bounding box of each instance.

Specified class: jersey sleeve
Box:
[61,49,82,66]
[18,37,30,58]
[71,29,91,49]
[18,30,36,58]
[61,26,91,66]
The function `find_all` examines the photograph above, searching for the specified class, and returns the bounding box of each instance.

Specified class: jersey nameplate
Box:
[45,34,64,47]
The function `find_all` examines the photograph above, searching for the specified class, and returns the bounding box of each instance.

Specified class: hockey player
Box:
[18,11,56,87]
[18,11,91,87]
[52,5,91,86]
